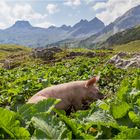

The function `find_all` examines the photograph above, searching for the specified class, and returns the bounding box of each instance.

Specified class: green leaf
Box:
[117,79,129,101]
[54,109,95,139]
[136,97,140,106]
[71,110,90,124]
[31,113,71,140]
[114,128,140,139]
[133,77,140,90]
[85,110,115,123]
[128,111,140,127]
[0,108,30,139]
[18,98,61,120]
[83,110,127,139]
[110,102,130,119]
[96,100,110,111]
[129,90,140,103]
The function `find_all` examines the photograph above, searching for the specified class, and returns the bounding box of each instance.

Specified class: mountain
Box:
[68,18,105,37]
[60,25,71,31]
[79,5,140,48]
[0,18,104,48]
[7,21,33,30]
[0,21,68,47]
[100,25,140,49]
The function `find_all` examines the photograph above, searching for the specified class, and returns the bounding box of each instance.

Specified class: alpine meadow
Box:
[0,0,140,139]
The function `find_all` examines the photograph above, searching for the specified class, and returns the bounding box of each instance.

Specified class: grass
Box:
[113,40,140,53]
[0,44,34,68]
[0,44,31,60]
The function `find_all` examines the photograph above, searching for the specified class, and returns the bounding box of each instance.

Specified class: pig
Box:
[27,76,104,111]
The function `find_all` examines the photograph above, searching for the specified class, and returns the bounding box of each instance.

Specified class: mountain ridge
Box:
[0,5,140,48]
[78,5,140,48]
[0,17,105,47]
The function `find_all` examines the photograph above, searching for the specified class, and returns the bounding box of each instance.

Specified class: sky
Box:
[0,0,140,29]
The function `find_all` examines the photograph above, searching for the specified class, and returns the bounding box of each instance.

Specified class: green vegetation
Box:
[0,44,31,60]
[0,46,140,139]
[104,25,140,47]
[114,40,140,52]
[78,25,140,50]
[0,44,42,69]
[0,77,140,139]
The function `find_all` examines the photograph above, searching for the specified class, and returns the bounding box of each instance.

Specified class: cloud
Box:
[93,0,140,25]
[64,0,81,6]
[12,4,47,21]
[92,2,106,10]
[0,22,7,29]
[46,4,59,14]
[0,1,53,29]
[36,21,55,28]
[84,0,106,4]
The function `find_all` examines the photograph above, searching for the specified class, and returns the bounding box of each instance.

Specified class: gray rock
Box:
[32,47,62,61]
[117,52,127,57]
[86,52,96,57]
[109,53,140,69]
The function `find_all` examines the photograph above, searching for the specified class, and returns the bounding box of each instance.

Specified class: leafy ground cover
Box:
[0,48,140,139]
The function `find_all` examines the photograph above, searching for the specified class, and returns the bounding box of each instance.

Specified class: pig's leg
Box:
[72,100,82,111]
[55,100,71,111]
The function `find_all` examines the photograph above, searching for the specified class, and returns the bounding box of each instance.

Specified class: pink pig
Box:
[27,76,104,111]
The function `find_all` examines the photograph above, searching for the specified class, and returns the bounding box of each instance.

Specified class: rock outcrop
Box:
[109,52,140,69]
[31,47,98,61]
[31,47,62,61]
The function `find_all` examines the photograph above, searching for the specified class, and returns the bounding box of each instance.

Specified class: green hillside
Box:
[0,44,31,60]
[104,25,140,47]
[78,25,140,50]
[113,40,140,52]
[0,44,32,68]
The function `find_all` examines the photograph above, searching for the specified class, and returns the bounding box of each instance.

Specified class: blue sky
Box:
[0,0,140,29]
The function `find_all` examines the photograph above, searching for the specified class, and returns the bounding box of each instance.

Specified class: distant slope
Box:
[0,44,31,60]
[102,25,140,48]
[79,5,140,48]
[113,40,140,52]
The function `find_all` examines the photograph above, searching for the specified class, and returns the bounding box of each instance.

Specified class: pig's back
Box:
[27,80,86,104]
[37,80,86,97]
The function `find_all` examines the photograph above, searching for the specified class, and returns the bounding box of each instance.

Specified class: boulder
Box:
[109,53,140,69]
[86,52,96,57]
[31,47,62,61]
[117,52,127,57]
[69,52,84,57]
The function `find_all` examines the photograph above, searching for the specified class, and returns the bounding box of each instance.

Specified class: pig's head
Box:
[84,76,104,100]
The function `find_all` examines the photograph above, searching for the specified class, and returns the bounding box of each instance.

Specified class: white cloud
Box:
[0,1,53,29]
[93,2,106,10]
[12,4,47,22]
[64,0,81,6]
[84,0,93,4]
[84,0,101,4]
[46,4,59,14]
[36,21,55,28]
[93,0,140,25]
[0,22,7,29]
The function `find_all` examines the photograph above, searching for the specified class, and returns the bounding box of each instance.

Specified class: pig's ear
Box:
[85,76,100,88]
